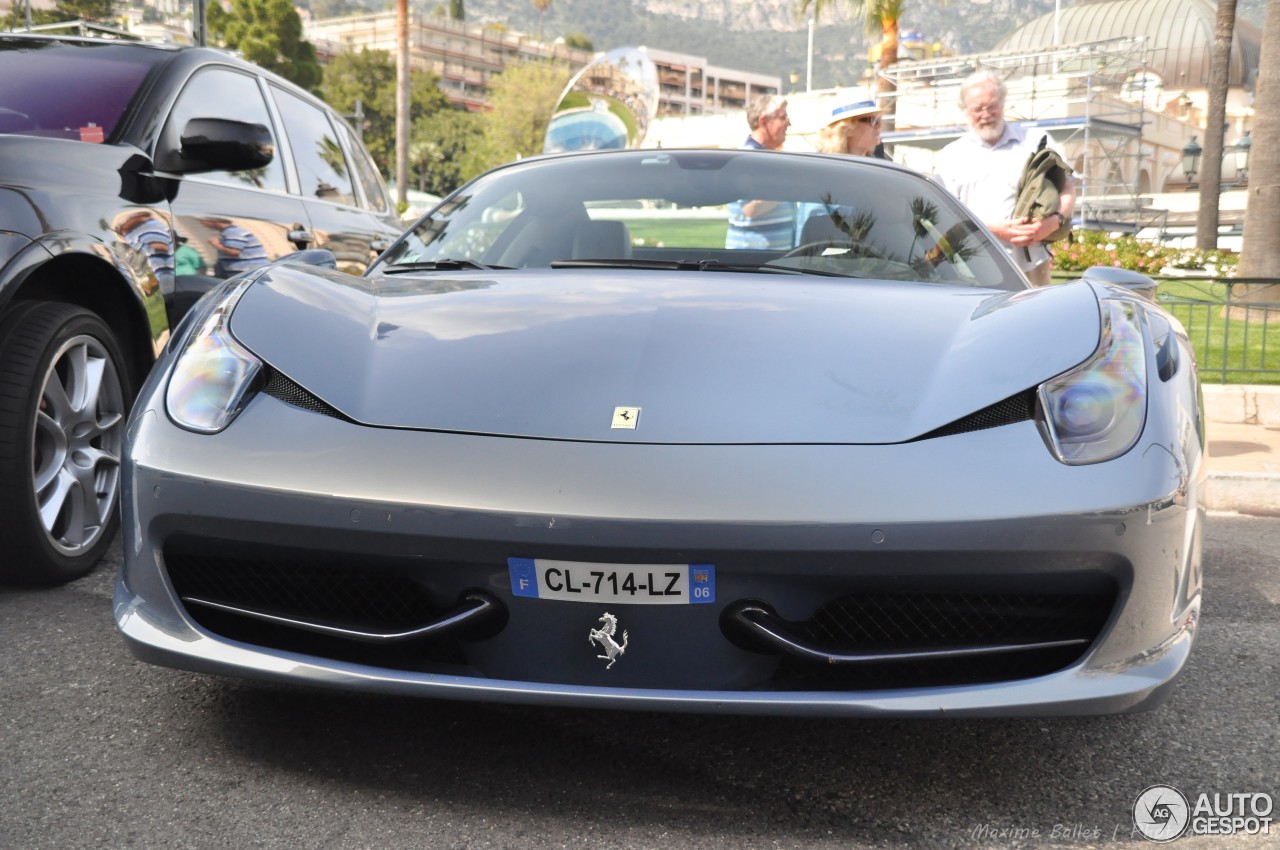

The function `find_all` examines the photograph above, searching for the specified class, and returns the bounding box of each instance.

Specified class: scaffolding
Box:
[879,37,1182,235]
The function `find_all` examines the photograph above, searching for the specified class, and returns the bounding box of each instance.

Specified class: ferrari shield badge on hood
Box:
[611,407,640,429]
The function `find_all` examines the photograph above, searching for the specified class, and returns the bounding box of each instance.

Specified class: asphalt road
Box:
[3,516,1278,850]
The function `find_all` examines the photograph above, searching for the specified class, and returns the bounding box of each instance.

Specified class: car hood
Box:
[229,264,1102,444]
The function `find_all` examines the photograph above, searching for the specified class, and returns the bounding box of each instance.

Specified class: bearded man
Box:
[933,70,1077,287]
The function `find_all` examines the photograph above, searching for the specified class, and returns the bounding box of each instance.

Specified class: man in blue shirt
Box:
[201,217,269,278]
[119,209,175,283]
[726,94,796,250]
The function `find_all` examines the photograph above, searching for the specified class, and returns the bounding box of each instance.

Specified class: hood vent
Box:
[915,389,1037,441]
[263,368,350,421]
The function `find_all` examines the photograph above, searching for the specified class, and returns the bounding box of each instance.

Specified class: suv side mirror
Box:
[174,118,274,173]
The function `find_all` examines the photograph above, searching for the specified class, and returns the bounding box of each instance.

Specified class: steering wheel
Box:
[780,239,887,261]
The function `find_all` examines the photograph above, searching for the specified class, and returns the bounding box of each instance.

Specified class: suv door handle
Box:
[288,227,314,248]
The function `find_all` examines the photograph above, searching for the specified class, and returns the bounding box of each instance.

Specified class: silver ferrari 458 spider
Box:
[115,149,1205,716]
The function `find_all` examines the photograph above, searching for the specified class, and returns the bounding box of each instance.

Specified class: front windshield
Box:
[379,149,1025,290]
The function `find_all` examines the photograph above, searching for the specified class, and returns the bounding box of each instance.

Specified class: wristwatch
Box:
[1050,211,1067,225]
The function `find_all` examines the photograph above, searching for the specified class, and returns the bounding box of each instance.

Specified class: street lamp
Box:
[342,99,366,143]
[1182,132,1252,190]
[1233,130,1252,183]
[1182,135,1201,184]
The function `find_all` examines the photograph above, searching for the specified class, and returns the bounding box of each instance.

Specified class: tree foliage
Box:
[474,60,573,166]
[207,0,323,91]
[321,56,569,196]
[794,0,924,114]
[305,0,367,18]
[409,109,485,196]
[319,48,451,177]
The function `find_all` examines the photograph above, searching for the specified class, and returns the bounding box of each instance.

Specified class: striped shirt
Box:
[218,224,268,274]
[726,138,796,250]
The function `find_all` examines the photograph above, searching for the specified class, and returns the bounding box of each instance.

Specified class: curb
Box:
[1201,384,1280,426]
[1203,473,1280,515]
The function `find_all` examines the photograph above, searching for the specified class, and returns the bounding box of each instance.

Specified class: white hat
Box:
[825,99,881,126]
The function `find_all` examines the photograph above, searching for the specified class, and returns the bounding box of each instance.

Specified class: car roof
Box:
[0,32,277,75]
[1,32,185,52]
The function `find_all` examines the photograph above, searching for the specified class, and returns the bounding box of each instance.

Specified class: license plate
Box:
[508,558,715,605]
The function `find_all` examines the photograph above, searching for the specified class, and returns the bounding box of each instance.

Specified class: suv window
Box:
[0,38,161,140]
[337,120,389,214]
[165,67,288,194]
[271,85,356,206]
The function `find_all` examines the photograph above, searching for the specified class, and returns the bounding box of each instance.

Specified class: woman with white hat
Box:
[817,99,882,157]
[794,99,885,243]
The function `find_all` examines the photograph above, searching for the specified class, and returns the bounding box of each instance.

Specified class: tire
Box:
[0,301,134,585]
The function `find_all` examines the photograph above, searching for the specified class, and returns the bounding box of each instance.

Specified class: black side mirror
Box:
[174,118,274,173]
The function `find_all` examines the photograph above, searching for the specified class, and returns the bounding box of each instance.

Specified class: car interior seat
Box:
[798,214,848,247]
[571,219,633,260]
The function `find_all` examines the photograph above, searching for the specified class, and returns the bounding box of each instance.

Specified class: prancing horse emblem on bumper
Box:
[589,612,629,669]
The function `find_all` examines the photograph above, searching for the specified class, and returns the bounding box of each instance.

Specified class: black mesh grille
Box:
[164,547,468,669]
[919,389,1037,440]
[168,551,437,629]
[805,591,1108,647]
[773,588,1116,689]
[262,369,347,419]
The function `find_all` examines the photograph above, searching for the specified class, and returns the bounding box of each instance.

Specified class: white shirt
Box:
[933,122,1064,272]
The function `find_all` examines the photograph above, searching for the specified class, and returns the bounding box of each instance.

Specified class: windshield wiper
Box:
[383,258,504,272]
[551,258,806,274]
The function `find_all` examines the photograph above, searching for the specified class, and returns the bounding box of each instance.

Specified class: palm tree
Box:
[531,0,552,42]
[1239,0,1280,289]
[795,0,920,131]
[1195,0,1237,249]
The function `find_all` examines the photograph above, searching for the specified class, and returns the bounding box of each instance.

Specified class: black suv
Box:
[0,35,401,584]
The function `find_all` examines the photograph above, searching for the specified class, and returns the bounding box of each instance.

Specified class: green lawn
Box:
[1157,279,1280,385]
[616,217,730,249]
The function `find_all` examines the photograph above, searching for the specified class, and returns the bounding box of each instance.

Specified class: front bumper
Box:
[116,394,1203,717]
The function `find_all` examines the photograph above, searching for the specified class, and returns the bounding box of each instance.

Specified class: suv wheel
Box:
[0,302,132,585]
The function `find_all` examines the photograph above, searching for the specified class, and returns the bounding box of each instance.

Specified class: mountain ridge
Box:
[471,0,1269,89]
[311,0,1269,91]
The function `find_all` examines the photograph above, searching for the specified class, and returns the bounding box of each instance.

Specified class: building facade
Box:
[307,13,778,116]
[637,45,781,116]
[306,12,595,111]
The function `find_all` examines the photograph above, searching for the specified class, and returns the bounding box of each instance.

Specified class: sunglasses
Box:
[854,116,881,128]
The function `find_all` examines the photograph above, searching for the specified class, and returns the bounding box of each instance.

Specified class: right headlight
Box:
[165,278,262,434]
[1037,298,1147,465]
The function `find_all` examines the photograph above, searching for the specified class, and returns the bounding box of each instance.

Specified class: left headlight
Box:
[1037,298,1147,465]
[165,279,262,434]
